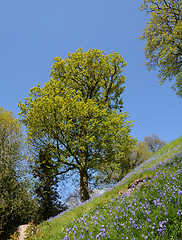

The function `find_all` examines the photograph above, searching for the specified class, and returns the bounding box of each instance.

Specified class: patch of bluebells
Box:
[112,143,182,190]
[60,152,182,240]
[48,144,182,223]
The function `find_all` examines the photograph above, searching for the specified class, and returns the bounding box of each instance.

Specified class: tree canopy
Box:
[144,134,166,153]
[0,107,37,239]
[140,0,182,97]
[18,48,135,201]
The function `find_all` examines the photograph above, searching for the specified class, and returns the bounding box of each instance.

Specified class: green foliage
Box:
[9,221,43,240]
[31,146,67,221]
[9,230,19,240]
[95,139,153,187]
[130,140,153,168]
[140,0,182,97]
[18,48,135,201]
[23,221,39,240]
[0,107,37,240]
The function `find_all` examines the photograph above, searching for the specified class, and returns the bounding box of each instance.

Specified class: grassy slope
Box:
[31,136,182,240]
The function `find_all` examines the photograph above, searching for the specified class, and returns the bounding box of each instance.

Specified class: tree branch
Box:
[59,166,76,174]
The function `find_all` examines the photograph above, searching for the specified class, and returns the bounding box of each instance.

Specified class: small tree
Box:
[31,146,67,221]
[94,141,153,187]
[130,141,153,168]
[18,49,135,202]
[94,147,135,187]
[0,107,37,240]
[140,0,182,97]
[95,135,166,188]
[144,134,166,153]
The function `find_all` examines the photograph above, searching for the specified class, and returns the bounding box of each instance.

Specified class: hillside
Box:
[26,137,182,240]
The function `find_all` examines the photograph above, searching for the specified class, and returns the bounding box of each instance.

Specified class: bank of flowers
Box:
[61,152,182,240]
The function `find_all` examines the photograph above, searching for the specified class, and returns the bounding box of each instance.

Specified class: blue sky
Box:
[0,0,181,143]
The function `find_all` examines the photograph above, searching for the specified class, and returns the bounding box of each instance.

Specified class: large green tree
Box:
[140,0,182,97]
[18,49,135,202]
[0,107,37,239]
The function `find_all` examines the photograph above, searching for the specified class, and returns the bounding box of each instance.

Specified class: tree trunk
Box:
[80,166,90,202]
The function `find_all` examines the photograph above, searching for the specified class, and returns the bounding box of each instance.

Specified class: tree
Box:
[18,48,135,202]
[0,107,37,240]
[95,135,166,188]
[139,0,182,97]
[94,140,153,187]
[130,141,153,168]
[31,146,67,221]
[144,134,166,153]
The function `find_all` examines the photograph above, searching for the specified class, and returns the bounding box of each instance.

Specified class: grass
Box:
[27,136,182,240]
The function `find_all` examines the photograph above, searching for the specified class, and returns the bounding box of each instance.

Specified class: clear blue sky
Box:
[0,0,181,143]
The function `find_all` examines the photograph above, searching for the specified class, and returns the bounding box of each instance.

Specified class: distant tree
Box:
[66,187,106,208]
[95,135,166,188]
[18,48,135,202]
[94,151,133,187]
[144,134,166,153]
[31,146,67,221]
[95,140,153,187]
[65,188,82,208]
[0,107,37,240]
[140,0,182,97]
[130,141,153,168]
